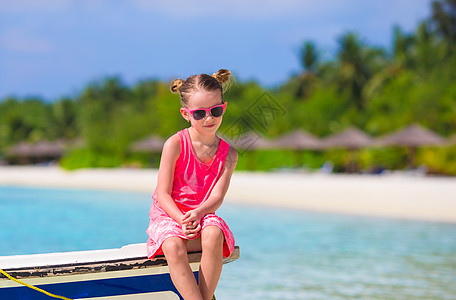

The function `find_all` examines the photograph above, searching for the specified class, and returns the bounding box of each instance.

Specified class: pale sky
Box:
[0,0,433,100]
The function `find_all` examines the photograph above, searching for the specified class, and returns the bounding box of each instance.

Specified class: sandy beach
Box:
[0,166,455,223]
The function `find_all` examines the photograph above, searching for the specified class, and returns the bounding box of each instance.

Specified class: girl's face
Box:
[180,91,225,135]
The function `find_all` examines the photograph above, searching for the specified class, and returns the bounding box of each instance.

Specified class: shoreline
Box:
[1,166,455,224]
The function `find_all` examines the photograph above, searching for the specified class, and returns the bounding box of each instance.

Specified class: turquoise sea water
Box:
[0,185,455,299]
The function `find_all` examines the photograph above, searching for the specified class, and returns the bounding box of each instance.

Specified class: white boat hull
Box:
[0,243,239,299]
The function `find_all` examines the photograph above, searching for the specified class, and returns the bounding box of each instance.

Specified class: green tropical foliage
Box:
[1,0,455,174]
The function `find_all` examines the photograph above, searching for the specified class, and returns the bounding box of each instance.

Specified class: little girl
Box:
[146,69,238,300]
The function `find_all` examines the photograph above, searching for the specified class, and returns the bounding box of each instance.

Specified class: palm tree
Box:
[78,77,132,152]
[294,41,320,99]
[414,22,439,72]
[362,26,414,100]
[336,33,386,110]
[51,98,79,140]
[392,25,415,69]
[300,41,319,73]
[431,0,456,45]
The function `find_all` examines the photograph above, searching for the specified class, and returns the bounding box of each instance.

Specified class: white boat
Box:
[0,243,240,299]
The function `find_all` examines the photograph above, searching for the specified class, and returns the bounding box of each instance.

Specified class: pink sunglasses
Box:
[183,102,227,120]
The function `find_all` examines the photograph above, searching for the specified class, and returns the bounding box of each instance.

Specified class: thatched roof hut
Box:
[8,140,66,158]
[374,124,445,147]
[321,127,373,150]
[130,136,165,152]
[6,139,70,164]
[7,142,31,157]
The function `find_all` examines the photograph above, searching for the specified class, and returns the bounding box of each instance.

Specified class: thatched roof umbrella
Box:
[130,136,165,152]
[374,124,445,147]
[269,130,323,167]
[321,127,373,150]
[272,130,322,150]
[374,124,445,168]
[321,127,373,173]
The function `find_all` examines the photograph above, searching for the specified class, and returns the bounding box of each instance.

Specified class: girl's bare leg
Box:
[162,237,203,300]
[199,226,224,300]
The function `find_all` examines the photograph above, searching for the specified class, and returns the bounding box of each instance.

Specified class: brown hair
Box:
[170,69,234,106]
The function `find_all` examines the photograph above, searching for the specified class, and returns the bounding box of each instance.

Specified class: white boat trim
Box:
[83,291,180,299]
[0,243,148,270]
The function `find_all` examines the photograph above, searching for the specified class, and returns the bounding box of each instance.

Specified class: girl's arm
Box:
[182,146,238,224]
[156,134,185,225]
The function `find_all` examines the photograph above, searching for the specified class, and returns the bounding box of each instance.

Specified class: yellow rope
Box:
[1,266,214,300]
[0,267,73,300]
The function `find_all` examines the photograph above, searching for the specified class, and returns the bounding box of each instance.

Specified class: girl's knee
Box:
[162,238,187,259]
[201,226,224,250]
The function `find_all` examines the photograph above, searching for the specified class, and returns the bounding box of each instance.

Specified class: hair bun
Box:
[212,69,235,93]
[212,69,231,84]
[170,79,184,93]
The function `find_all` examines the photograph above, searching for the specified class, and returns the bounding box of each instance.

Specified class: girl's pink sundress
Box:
[146,128,235,259]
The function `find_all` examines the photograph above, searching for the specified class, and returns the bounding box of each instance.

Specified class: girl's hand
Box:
[181,209,203,239]
[182,221,201,239]
[182,209,203,226]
